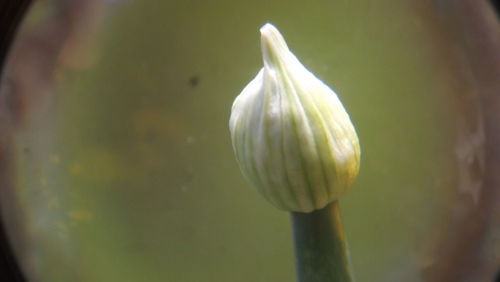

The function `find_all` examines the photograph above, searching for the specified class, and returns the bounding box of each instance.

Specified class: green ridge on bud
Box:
[229,23,360,212]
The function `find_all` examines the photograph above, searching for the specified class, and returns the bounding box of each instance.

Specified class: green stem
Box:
[291,201,354,282]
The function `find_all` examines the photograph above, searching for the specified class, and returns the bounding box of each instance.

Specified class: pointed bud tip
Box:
[259,23,279,36]
[259,23,289,67]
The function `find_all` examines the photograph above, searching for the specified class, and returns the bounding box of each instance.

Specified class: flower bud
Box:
[229,23,360,212]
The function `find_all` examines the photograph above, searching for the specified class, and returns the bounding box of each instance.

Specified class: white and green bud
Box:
[229,23,360,213]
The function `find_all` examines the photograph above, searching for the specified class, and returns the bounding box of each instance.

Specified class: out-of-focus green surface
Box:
[6,0,460,281]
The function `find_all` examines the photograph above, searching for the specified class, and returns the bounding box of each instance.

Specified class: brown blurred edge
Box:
[0,0,32,281]
[413,1,500,281]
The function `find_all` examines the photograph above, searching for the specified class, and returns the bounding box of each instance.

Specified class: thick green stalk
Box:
[291,201,354,282]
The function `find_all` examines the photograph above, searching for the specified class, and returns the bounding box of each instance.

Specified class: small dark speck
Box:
[23,147,30,154]
[188,75,200,88]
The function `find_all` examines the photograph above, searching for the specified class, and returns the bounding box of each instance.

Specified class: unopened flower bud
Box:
[229,23,360,212]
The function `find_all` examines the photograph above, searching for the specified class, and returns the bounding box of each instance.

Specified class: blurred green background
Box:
[3,0,497,281]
